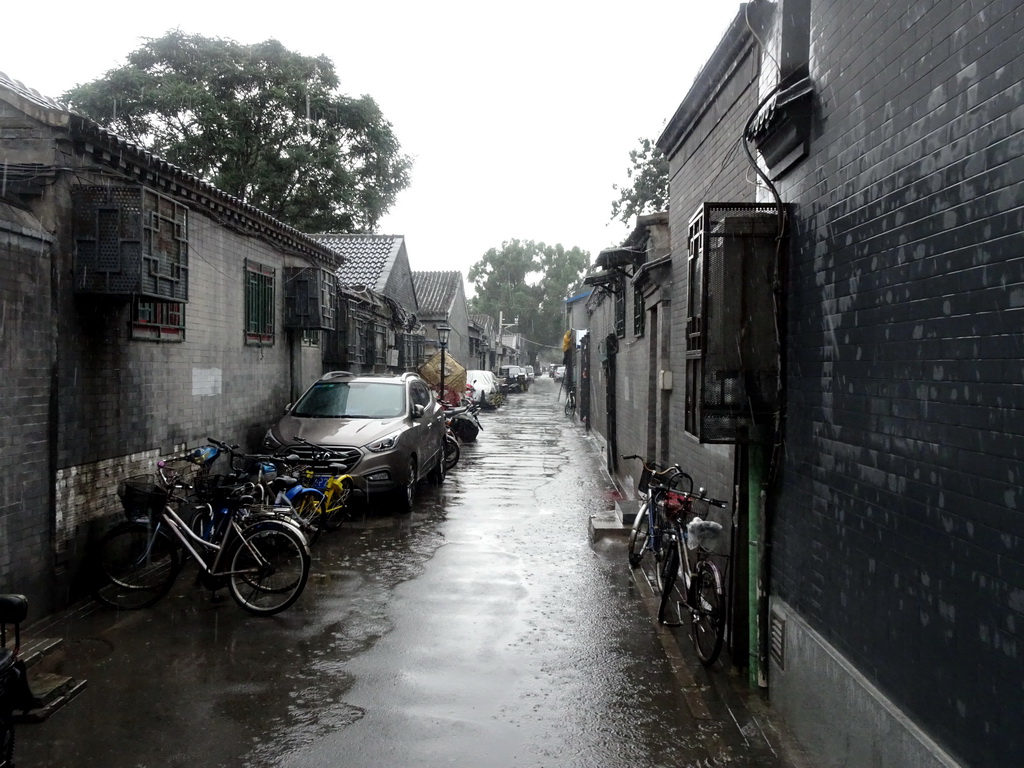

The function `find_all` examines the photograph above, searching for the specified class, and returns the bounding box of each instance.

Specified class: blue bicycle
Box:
[622,455,691,593]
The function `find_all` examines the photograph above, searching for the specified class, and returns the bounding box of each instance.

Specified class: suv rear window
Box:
[292,381,406,418]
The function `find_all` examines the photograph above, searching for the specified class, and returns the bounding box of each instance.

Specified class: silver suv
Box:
[263,371,445,512]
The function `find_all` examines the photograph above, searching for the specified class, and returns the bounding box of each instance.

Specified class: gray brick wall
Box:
[0,216,56,610]
[770,1,1024,764]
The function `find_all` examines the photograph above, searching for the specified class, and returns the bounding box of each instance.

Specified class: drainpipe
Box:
[748,442,767,689]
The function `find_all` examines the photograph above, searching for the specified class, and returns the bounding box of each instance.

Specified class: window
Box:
[633,284,645,337]
[374,323,387,365]
[614,274,626,337]
[292,381,404,418]
[245,260,275,346]
[131,299,185,342]
[301,329,320,347]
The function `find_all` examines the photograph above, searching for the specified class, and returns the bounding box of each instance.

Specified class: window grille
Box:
[633,284,645,337]
[685,202,784,443]
[245,260,275,346]
[131,299,185,342]
[614,274,626,337]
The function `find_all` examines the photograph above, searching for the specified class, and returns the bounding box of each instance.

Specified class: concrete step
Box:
[10,635,88,724]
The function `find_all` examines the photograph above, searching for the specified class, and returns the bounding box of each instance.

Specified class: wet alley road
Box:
[18,377,807,768]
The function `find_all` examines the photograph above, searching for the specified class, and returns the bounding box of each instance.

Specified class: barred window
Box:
[633,285,645,337]
[131,299,185,342]
[245,260,275,346]
[614,274,626,337]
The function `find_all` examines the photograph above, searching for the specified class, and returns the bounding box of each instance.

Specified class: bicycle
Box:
[94,470,311,616]
[656,484,730,666]
[622,454,691,592]
[286,436,357,531]
[188,439,324,544]
[564,386,577,419]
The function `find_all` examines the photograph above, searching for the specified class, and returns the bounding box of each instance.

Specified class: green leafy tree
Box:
[468,239,590,364]
[610,137,668,226]
[62,30,412,233]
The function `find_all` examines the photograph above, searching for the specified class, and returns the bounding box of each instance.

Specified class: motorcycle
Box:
[1,594,40,768]
[445,402,483,444]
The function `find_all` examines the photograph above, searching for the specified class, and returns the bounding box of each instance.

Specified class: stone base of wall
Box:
[768,598,963,768]
[55,448,182,561]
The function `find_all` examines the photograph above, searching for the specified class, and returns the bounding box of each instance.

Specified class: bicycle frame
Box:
[155,501,295,580]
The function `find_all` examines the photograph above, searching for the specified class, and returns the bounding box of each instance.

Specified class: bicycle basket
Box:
[117,475,170,522]
[638,464,655,495]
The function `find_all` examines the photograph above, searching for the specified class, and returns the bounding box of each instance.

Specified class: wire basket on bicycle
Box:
[117,475,172,522]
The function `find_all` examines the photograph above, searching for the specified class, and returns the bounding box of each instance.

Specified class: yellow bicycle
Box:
[295,468,355,532]
[288,437,358,532]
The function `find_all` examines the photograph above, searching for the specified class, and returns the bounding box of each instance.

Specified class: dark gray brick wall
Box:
[771,1,1024,764]
[0,219,56,610]
[660,42,764,503]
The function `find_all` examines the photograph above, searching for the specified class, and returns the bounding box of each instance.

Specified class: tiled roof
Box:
[311,234,403,291]
[0,71,335,262]
[412,271,462,316]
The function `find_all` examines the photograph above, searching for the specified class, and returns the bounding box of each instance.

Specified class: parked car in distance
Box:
[524,365,535,379]
[553,365,566,381]
[466,369,499,404]
[498,364,526,393]
[263,371,445,512]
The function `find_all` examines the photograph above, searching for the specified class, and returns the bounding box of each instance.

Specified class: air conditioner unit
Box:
[284,267,337,331]
[687,203,786,444]
[72,185,189,301]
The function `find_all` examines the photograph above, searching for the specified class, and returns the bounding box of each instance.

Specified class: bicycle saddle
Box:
[0,595,27,625]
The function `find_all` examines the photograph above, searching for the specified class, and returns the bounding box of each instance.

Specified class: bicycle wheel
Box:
[322,477,353,532]
[188,505,215,541]
[292,492,325,545]
[627,503,650,567]
[691,559,725,666]
[657,543,680,624]
[443,434,460,472]
[94,522,181,610]
[227,523,310,616]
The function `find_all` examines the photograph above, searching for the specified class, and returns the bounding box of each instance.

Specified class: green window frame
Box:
[245,260,275,346]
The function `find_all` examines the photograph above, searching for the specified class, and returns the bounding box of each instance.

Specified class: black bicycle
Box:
[564,386,577,418]
[656,485,730,666]
[622,455,691,593]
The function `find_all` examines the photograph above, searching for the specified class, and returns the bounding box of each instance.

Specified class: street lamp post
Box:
[437,322,451,405]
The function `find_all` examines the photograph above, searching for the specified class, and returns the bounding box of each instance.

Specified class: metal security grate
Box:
[687,202,784,444]
[284,267,337,331]
[770,609,786,670]
[73,185,188,301]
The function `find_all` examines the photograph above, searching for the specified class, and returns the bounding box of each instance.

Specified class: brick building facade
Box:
[586,2,1023,765]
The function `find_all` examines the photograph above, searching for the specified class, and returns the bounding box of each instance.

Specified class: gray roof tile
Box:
[412,271,462,316]
[311,234,403,291]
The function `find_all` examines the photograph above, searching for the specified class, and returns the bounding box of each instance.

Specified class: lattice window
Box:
[131,299,185,342]
[245,260,275,346]
[633,284,645,337]
[614,274,626,337]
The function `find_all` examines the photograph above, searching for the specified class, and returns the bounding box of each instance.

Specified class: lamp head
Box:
[437,323,452,346]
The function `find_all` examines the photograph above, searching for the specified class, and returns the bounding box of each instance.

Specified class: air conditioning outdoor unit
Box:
[284,267,337,331]
[686,203,786,444]
[72,185,189,301]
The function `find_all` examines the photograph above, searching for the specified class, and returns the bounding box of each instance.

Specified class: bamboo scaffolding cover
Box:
[418,351,466,393]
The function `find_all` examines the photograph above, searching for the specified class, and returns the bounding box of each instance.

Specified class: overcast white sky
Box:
[4,1,741,287]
